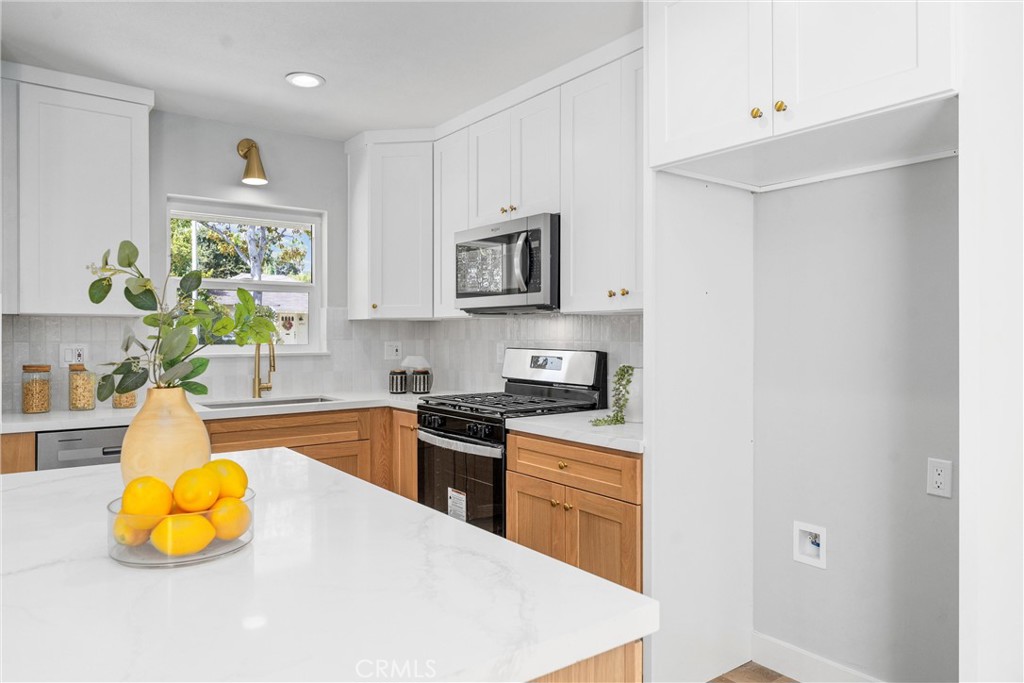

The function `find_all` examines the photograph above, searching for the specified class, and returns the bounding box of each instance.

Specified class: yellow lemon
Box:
[207,497,252,541]
[120,476,173,530]
[172,467,221,512]
[112,514,151,546]
[150,514,216,556]
[203,459,249,499]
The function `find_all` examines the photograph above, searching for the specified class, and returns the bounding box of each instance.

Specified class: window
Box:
[167,198,325,352]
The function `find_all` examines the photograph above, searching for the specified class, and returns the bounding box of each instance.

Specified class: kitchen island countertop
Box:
[1,448,658,682]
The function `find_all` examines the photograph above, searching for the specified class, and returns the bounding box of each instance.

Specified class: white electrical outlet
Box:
[383,341,402,360]
[927,458,953,498]
[58,343,89,367]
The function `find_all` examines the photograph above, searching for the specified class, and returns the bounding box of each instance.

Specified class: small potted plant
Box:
[87,240,276,486]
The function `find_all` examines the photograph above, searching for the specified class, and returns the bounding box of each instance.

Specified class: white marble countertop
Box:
[507,412,645,454]
[1,448,658,682]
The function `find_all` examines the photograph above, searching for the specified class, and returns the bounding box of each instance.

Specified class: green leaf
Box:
[116,369,149,393]
[101,249,111,268]
[124,286,158,311]
[252,316,277,334]
[179,270,202,294]
[211,316,235,337]
[177,314,199,330]
[159,326,191,362]
[179,381,209,396]
[193,300,210,312]
[111,360,134,376]
[142,313,166,328]
[236,288,255,316]
[117,240,139,268]
[97,375,115,402]
[125,277,151,295]
[121,326,135,354]
[181,357,209,380]
[158,360,193,385]
[89,278,112,304]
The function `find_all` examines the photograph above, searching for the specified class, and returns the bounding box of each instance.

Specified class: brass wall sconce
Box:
[237,138,268,186]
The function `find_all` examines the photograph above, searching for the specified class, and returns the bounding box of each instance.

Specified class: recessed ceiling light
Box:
[285,72,325,88]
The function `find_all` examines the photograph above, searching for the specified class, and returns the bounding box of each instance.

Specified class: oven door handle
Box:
[512,231,529,293]
[417,428,504,460]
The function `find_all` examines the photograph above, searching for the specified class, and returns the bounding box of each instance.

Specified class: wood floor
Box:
[710,660,796,683]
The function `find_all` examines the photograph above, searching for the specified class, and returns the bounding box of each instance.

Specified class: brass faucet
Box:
[253,341,276,398]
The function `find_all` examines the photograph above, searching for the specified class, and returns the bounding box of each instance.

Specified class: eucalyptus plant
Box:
[87,240,277,399]
[590,364,635,426]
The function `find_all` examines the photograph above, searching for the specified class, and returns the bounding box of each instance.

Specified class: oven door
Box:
[455,214,558,312]
[416,428,505,537]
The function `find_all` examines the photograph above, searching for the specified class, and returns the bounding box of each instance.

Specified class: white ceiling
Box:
[1,1,642,141]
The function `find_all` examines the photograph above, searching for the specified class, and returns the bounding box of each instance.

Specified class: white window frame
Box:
[165,195,328,356]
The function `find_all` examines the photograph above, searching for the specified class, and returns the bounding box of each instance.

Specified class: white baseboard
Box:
[752,632,882,683]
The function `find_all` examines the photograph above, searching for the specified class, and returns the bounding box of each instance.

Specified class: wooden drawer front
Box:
[507,434,641,504]
[207,410,369,453]
[293,441,370,481]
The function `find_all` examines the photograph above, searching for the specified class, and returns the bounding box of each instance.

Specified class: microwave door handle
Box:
[512,232,528,293]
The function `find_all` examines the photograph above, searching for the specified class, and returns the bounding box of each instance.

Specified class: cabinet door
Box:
[772,1,955,135]
[369,142,433,318]
[509,89,560,219]
[648,0,773,166]
[565,487,641,591]
[391,410,419,501]
[293,441,371,482]
[468,110,511,227]
[507,472,567,562]
[18,83,149,315]
[559,54,644,314]
[432,130,469,319]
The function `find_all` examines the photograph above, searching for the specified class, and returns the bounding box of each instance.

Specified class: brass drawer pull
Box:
[500,206,508,214]
[563,502,573,511]
[557,461,568,470]
[750,107,764,119]
[550,499,559,507]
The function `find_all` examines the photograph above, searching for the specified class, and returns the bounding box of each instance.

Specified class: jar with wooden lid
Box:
[22,365,51,414]
[68,364,96,411]
[112,390,138,409]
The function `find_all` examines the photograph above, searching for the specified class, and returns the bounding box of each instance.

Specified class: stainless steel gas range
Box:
[416,348,608,537]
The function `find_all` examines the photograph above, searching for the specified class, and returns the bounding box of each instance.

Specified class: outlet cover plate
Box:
[383,341,402,360]
[927,458,953,498]
[58,343,88,367]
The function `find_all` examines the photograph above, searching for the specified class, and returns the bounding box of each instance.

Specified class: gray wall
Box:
[753,159,959,681]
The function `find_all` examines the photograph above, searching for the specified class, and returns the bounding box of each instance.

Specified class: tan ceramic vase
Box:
[120,387,211,486]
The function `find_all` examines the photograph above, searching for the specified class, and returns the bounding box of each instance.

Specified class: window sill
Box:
[198,349,331,359]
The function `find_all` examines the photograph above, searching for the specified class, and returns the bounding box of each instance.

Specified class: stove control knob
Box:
[481,425,494,439]
[432,416,444,429]
[467,424,481,438]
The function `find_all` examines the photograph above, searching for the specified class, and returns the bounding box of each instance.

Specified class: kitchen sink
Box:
[198,396,345,410]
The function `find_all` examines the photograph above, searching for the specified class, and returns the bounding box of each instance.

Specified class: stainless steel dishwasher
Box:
[36,426,127,470]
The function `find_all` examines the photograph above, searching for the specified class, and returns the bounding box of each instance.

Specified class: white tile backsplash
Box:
[2,309,641,410]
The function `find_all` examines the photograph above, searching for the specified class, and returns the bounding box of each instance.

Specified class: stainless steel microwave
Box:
[454,213,559,314]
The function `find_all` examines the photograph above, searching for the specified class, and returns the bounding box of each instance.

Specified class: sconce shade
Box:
[237,138,268,185]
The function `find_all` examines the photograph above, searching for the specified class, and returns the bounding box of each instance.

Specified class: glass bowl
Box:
[107,488,255,568]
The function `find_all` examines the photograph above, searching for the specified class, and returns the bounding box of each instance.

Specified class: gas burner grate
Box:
[422,392,595,416]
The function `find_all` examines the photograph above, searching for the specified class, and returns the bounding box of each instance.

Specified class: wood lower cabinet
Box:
[391,409,419,500]
[1,433,36,473]
[507,433,642,592]
[292,441,370,480]
[533,641,642,683]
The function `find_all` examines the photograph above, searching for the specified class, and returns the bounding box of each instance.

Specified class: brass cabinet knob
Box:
[371,303,378,310]
[557,461,568,470]
[750,107,764,119]
[500,206,508,214]
[620,288,629,296]
[509,204,517,212]
[775,100,788,112]
[607,290,616,298]
[550,499,559,507]
[563,502,573,511]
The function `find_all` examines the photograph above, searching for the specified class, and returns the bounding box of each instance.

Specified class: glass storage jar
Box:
[68,363,96,411]
[112,390,138,409]
[22,365,51,414]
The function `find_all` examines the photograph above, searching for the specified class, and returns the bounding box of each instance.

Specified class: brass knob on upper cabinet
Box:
[557,461,568,470]
[563,502,573,511]
[509,205,518,212]
[500,206,508,214]
[620,288,629,296]
[550,499,559,507]
[775,100,788,112]
[371,303,378,310]
[607,290,616,298]
[751,107,764,119]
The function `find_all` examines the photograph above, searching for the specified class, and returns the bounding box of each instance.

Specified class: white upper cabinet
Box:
[6,79,150,315]
[648,0,955,168]
[348,141,433,320]
[468,89,559,228]
[771,1,955,136]
[559,52,644,314]
[648,0,772,167]
[433,129,469,319]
